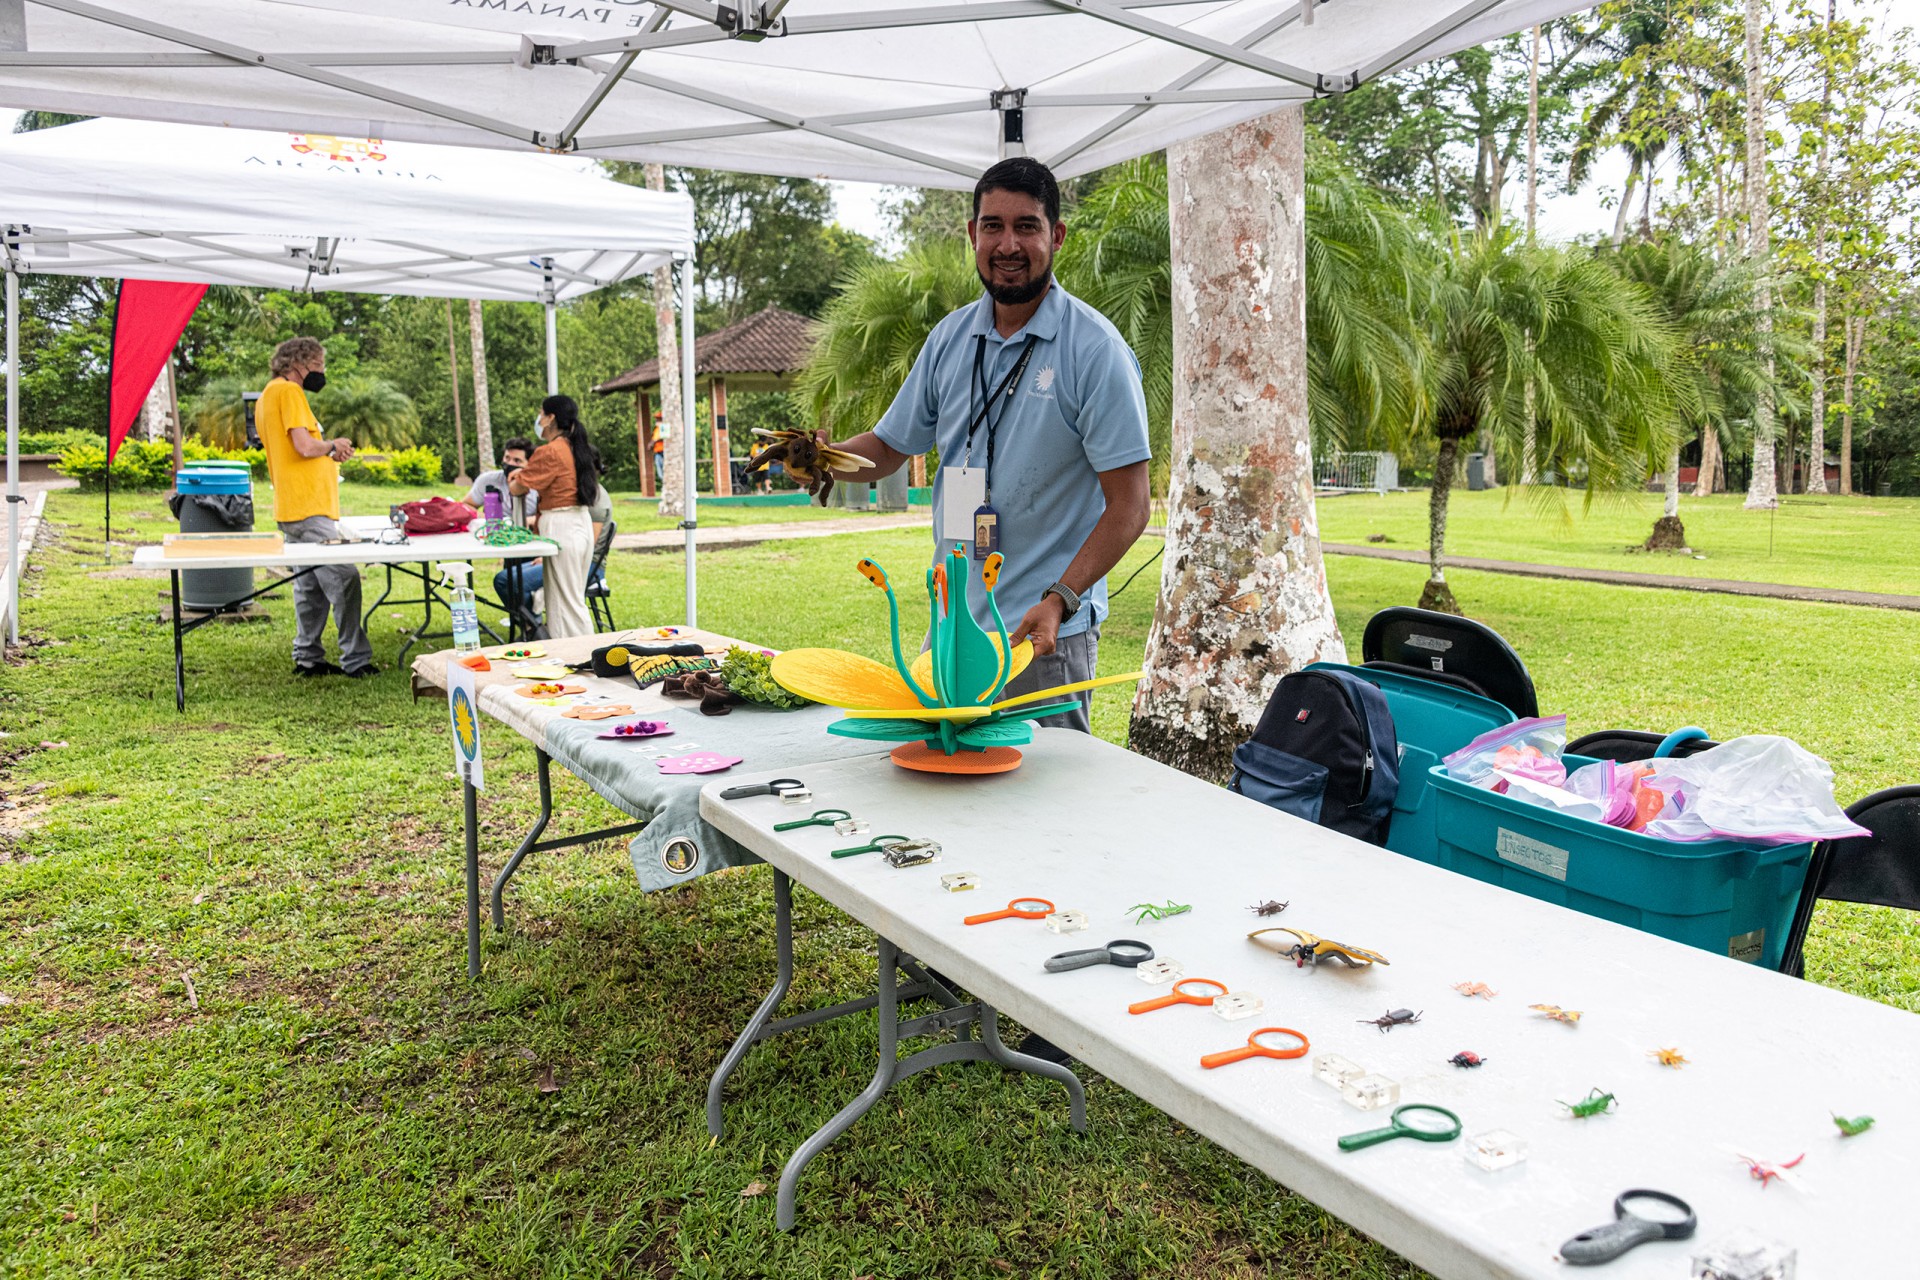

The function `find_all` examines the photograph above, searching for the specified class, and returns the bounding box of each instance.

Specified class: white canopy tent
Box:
[0,0,1588,186]
[0,117,698,642]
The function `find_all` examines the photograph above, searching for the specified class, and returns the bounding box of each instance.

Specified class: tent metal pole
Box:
[5,264,18,645]
[543,302,559,395]
[679,256,698,629]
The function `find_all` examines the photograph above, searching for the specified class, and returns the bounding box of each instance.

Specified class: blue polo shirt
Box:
[874,283,1151,639]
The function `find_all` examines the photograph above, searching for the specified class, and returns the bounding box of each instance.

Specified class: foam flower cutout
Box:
[770,547,1142,764]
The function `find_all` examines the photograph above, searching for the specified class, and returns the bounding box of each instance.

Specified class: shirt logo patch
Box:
[1295,708,1311,723]
[1032,365,1057,395]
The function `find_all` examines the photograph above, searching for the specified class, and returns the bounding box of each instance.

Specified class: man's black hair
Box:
[973,157,1061,225]
[501,436,536,459]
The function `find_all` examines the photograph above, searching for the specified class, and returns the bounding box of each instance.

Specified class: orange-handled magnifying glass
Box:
[1128,977,1229,1014]
[1199,1026,1311,1069]
[963,897,1055,925]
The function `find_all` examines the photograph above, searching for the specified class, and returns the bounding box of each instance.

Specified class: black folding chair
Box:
[586,519,618,633]
[1360,607,1539,721]
[1566,730,1722,763]
[1779,785,1920,977]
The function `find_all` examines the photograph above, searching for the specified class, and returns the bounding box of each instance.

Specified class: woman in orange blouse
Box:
[509,395,602,638]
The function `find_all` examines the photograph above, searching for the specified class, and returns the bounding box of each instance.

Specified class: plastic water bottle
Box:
[443,562,481,654]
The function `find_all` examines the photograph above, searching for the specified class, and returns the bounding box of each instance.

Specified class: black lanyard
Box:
[965,334,1037,500]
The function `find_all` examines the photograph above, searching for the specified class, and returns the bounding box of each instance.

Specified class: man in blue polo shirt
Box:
[830,157,1153,732]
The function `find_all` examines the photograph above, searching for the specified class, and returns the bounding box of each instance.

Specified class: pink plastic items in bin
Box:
[1443,715,1568,792]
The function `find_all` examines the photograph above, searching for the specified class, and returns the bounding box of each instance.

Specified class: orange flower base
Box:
[889,742,1024,774]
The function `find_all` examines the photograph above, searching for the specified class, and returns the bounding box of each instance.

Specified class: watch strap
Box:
[1044,580,1083,619]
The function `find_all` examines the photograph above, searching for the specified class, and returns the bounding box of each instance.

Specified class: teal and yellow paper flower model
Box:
[770,545,1143,773]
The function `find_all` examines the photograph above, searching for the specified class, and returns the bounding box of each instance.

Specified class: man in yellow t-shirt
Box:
[258,336,375,677]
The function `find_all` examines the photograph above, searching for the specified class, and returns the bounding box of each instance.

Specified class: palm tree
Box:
[1408,222,1676,613]
[183,376,254,449]
[797,237,978,437]
[312,375,421,450]
[1056,158,1173,482]
[1605,235,1780,549]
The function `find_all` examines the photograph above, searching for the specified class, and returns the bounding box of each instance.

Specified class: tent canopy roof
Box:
[1,0,1590,189]
[0,117,695,301]
[594,305,815,394]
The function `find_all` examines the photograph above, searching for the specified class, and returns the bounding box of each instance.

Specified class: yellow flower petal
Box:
[769,649,922,710]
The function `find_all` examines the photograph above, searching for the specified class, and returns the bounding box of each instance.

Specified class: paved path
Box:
[612,513,928,553]
[1321,540,1920,612]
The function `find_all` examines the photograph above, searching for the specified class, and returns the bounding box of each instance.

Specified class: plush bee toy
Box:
[742,429,875,503]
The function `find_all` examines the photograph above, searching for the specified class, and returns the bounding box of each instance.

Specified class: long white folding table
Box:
[701,729,1918,1274]
[133,514,557,710]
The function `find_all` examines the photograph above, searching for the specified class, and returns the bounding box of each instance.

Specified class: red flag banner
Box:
[108,279,207,461]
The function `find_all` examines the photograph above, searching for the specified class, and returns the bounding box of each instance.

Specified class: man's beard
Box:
[979,264,1053,307]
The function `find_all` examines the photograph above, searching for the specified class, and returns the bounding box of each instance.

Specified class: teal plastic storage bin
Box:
[1427,757,1814,967]
[1306,663,1513,862]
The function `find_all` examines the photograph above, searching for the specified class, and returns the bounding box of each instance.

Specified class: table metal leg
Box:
[769,937,1085,1230]
[363,563,396,630]
[463,768,481,980]
[170,570,186,712]
[488,748,645,934]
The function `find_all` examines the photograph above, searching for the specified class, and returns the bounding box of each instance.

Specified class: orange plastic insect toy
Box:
[1531,1004,1582,1025]
[1649,1047,1689,1068]
[1453,981,1498,1000]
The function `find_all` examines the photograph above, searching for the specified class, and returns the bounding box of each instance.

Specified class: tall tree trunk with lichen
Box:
[648,164,688,520]
[1805,0,1835,495]
[467,298,495,474]
[1695,426,1720,497]
[1840,311,1860,495]
[1742,0,1779,509]
[1522,24,1540,486]
[1129,106,1346,784]
[1421,437,1462,613]
[1647,441,1687,549]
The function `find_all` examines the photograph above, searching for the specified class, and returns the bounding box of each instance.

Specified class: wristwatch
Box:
[1043,580,1083,619]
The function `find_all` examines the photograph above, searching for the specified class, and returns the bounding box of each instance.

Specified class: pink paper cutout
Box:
[657,752,743,775]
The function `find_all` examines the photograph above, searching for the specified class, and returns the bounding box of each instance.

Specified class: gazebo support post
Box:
[5,263,18,645]
[679,256,698,628]
[637,387,656,498]
[710,374,731,497]
[543,299,559,396]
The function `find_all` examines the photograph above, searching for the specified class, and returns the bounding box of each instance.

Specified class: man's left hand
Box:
[1009,593,1066,658]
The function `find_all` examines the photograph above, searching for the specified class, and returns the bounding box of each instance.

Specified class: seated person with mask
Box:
[467,436,537,526]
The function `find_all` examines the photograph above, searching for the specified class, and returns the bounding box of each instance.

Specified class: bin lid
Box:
[176,469,252,494]
[181,460,251,471]
[1306,662,1513,761]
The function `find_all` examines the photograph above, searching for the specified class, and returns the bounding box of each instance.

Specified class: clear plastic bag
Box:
[1636,736,1869,845]
[1443,714,1569,791]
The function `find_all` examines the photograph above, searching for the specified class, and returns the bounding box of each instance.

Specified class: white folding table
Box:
[701,729,1918,1273]
[132,514,557,709]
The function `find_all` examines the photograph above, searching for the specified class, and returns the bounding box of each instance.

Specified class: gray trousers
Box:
[278,515,372,670]
[1001,623,1099,734]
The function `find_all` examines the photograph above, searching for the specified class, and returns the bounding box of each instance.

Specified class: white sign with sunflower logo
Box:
[447,658,485,792]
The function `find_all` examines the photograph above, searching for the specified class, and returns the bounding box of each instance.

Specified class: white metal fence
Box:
[1316,451,1400,495]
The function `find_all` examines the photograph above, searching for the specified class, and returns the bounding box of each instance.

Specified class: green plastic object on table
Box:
[483,524,545,547]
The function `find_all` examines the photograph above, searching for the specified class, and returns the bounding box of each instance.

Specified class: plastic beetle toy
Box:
[1359,1007,1422,1033]
[740,428,875,503]
[1449,1051,1488,1069]
[1247,899,1290,917]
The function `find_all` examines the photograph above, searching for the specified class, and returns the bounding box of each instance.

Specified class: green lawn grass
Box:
[1314,489,1920,597]
[2,488,1914,1278]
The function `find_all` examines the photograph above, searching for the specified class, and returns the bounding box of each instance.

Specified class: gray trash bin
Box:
[170,464,256,610]
[874,468,909,512]
[1466,452,1488,491]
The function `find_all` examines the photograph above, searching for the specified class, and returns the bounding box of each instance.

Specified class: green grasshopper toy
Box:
[1559,1087,1618,1119]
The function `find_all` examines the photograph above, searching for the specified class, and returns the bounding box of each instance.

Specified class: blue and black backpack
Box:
[1228,668,1400,845]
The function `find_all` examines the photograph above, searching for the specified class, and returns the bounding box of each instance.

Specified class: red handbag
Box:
[398,496,478,535]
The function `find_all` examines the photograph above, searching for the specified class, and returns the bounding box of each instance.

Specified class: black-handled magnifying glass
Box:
[1044,939,1155,973]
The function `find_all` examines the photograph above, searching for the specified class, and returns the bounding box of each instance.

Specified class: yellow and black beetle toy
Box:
[1248,927,1390,970]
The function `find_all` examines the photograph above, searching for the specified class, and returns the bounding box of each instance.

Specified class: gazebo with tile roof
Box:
[593,305,815,498]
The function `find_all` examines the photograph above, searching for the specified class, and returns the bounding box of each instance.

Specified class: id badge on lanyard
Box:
[941,335,1033,558]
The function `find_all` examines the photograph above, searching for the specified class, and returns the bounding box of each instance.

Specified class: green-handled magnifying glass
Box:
[1337,1104,1462,1152]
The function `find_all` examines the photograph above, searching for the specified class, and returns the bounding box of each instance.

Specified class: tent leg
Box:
[543,300,559,396]
[5,266,18,647]
[679,256,697,629]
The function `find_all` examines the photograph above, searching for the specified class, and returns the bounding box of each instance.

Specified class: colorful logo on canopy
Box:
[289,133,388,163]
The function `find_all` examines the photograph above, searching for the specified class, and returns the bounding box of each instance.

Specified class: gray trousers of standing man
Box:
[277,515,373,671]
[1001,624,1099,734]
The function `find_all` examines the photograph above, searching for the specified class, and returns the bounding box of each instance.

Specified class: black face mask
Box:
[302,370,327,393]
